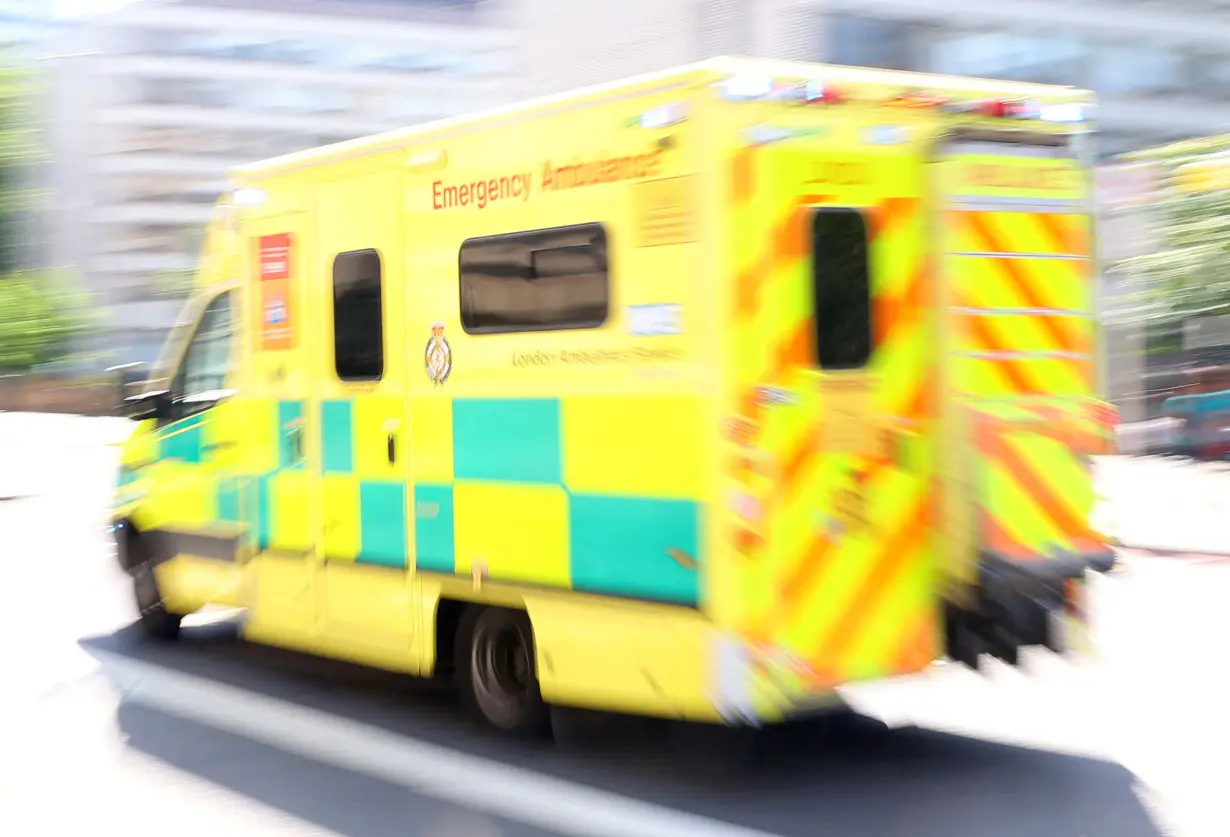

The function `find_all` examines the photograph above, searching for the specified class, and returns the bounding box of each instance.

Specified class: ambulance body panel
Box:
[113,57,1110,727]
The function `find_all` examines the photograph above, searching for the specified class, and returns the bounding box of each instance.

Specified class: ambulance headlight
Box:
[231,187,267,207]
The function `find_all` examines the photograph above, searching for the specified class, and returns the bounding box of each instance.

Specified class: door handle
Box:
[382,418,401,466]
[284,419,305,464]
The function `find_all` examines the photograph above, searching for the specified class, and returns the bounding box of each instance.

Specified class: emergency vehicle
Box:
[112,56,1114,734]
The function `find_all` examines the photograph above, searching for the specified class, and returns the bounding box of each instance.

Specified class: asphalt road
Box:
[0,417,1223,837]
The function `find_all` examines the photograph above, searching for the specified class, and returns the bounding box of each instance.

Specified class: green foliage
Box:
[0,271,97,373]
[0,53,97,373]
[0,56,41,274]
[1114,135,1230,327]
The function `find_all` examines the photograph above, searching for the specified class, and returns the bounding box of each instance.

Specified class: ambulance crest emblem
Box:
[425,322,452,385]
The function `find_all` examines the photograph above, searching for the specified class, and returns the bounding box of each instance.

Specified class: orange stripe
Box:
[905,373,933,421]
[735,527,764,555]
[730,151,758,318]
[1033,212,1088,257]
[773,455,892,632]
[869,196,918,242]
[775,192,838,262]
[734,254,771,321]
[736,319,813,421]
[736,193,835,324]
[871,201,922,347]
[952,312,1093,380]
[773,531,837,632]
[959,314,1047,394]
[874,262,926,347]
[775,421,822,503]
[962,212,1087,354]
[890,608,937,675]
[954,293,1093,393]
[732,149,755,205]
[815,498,929,669]
[980,255,1085,353]
[982,515,1020,557]
[776,205,811,262]
[983,430,1090,542]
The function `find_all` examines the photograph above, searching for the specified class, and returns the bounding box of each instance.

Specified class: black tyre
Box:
[131,552,182,641]
[456,607,548,737]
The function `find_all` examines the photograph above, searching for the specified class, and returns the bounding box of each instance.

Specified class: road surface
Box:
[0,416,1222,837]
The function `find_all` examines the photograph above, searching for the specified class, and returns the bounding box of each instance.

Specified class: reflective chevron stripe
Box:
[725,147,935,702]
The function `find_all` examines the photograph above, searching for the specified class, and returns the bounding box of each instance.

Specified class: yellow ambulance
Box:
[112,56,1113,734]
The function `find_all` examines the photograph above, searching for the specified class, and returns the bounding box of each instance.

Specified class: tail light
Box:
[944,98,1041,119]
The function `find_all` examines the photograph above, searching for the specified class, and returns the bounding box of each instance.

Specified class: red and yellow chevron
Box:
[941,198,1104,571]
[725,146,937,695]
[947,209,1095,399]
[970,402,1104,561]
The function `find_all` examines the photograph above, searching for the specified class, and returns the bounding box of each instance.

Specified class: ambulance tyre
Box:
[457,606,548,737]
[132,552,182,641]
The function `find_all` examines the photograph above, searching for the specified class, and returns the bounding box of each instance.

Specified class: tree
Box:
[0,52,95,373]
[0,270,93,373]
[1113,136,1230,330]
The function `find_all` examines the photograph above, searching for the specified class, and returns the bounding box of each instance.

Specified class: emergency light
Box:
[943,97,1040,118]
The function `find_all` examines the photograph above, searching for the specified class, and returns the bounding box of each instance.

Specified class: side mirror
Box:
[124,389,170,423]
[109,362,150,416]
[108,361,149,389]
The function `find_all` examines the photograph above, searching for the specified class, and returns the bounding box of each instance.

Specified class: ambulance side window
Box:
[811,208,872,370]
[332,249,384,381]
[168,290,235,422]
[459,222,609,333]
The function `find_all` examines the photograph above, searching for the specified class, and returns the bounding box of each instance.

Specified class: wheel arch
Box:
[112,517,142,574]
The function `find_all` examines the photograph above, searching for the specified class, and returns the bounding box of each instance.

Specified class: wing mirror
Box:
[123,389,170,423]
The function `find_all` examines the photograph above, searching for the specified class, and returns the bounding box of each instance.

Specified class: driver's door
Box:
[147,289,243,563]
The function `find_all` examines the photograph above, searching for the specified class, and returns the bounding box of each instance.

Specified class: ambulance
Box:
[112,56,1115,735]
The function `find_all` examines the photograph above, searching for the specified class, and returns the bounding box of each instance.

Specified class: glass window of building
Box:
[827,14,915,71]
[1092,40,1182,95]
[927,29,1004,77]
[1179,48,1230,93]
[927,29,1086,86]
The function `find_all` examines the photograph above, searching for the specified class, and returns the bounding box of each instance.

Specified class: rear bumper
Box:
[981,547,1114,591]
[945,547,1109,669]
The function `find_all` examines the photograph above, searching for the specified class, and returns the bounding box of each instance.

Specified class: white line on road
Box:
[93,652,786,837]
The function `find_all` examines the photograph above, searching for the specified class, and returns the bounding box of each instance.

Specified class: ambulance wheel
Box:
[132,554,182,641]
[457,607,548,737]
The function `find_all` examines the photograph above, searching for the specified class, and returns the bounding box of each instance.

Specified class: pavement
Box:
[1095,455,1230,558]
[0,412,1226,837]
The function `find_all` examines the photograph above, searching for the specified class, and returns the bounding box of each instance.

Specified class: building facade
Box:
[504,0,1230,158]
[44,0,515,365]
[0,1,56,49]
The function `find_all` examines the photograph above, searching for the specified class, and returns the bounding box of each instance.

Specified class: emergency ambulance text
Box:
[431,147,665,211]
[432,173,532,210]
[964,164,1072,191]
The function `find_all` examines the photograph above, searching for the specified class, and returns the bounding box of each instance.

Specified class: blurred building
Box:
[0,3,60,278]
[503,0,1230,159]
[1096,163,1162,427]
[43,0,515,365]
[0,1,57,49]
